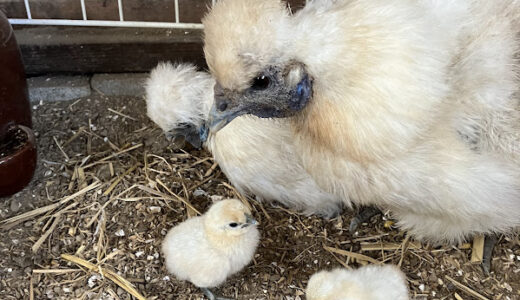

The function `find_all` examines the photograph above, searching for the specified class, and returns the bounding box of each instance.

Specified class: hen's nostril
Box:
[217,101,228,112]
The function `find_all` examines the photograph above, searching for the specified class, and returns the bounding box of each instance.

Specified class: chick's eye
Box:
[252,75,270,90]
[229,222,238,228]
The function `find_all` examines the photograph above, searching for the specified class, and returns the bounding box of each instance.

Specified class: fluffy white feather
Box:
[145,62,344,217]
[306,265,409,300]
[161,199,259,288]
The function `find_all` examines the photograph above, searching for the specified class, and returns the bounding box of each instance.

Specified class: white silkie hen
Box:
[161,199,259,300]
[306,265,409,300]
[145,62,344,218]
[203,0,520,272]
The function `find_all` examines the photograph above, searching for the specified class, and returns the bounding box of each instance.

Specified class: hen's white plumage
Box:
[161,199,259,289]
[306,265,409,300]
[202,0,520,242]
[146,62,344,217]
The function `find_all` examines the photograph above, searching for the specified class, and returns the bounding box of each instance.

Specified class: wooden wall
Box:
[1,0,306,22]
[0,0,307,75]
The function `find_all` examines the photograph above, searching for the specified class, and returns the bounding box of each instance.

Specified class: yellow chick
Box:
[145,62,344,218]
[161,199,259,300]
[202,0,520,269]
[306,265,409,300]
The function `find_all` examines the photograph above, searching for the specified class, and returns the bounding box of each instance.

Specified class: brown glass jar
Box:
[0,11,37,197]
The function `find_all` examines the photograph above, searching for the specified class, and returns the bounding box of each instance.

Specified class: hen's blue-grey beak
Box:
[206,102,243,133]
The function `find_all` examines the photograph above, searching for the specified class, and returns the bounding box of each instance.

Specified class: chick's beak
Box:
[199,121,209,143]
[245,213,258,226]
[166,123,203,149]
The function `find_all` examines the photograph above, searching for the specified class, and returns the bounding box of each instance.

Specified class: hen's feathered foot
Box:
[201,288,234,300]
[481,234,498,275]
[349,206,382,233]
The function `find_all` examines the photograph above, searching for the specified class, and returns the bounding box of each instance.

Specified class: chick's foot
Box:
[349,206,382,233]
[201,288,235,300]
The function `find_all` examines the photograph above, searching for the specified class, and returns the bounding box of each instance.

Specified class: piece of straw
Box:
[32,215,61,253]
[1,181,101,228]
[445,275,490,300]
[61,254,147,300]
[323,245,382,265]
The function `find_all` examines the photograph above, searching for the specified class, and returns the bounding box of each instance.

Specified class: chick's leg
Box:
[201,288,234,300]
[481,234,498,275]
[349,206,382,233]
[201,288,216,300]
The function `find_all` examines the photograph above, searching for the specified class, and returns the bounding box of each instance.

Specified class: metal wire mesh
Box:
[8,0,308,29]
[9,0,206,29]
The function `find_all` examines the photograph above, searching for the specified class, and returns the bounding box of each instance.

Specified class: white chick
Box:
[162,199,259,300]
[306,265,409,300]
[145,62,344,218]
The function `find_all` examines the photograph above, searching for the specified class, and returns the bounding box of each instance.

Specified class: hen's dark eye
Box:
[252,75,270,90]
[229,222,238,228]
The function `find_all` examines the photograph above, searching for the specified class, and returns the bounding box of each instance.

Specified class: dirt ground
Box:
[0,94,519,300]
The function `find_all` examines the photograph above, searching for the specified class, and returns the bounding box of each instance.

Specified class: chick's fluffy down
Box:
[161,199,259,288]
[146,63,213,131]
[306,265,409,300]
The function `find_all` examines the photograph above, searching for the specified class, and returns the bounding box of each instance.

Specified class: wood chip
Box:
[471,234,485,263]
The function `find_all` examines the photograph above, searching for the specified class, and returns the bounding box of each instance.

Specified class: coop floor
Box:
[0,94,519,300]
